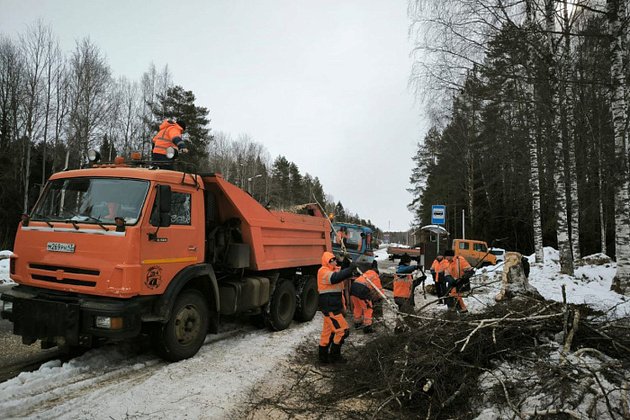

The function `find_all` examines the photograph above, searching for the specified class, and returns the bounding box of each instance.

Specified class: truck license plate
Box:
[47,242,75,253]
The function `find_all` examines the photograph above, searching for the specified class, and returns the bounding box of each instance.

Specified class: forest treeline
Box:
[0,22,378,249]
[406,0,630,292]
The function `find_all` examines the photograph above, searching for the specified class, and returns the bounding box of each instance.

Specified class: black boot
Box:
[363,325,374,334]
[329,343,347,364]
[318,345,330,364]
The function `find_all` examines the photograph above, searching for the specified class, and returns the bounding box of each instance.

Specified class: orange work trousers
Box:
[319,312,349,346]
[449,287,467,311]
[351,296,373,326]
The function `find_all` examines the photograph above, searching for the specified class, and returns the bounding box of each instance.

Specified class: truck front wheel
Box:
[152,289,209,362]
[264,280,296,331]
[294,276,317,322]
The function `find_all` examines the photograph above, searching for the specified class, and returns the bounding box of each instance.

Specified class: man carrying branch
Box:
[443,249,473,314]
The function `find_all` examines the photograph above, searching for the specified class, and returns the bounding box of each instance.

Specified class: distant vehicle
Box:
[331,222,375,271]
[386,245,423,264]
[489,247,506,263]
[452,239,496,267]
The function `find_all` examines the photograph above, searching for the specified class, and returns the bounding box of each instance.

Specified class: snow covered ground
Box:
[0,251,12,285]
[0,246,628,419]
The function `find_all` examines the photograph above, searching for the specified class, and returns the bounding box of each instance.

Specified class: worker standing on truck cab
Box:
[317,251,355,364]
[350,269,383,333]
[443,249,472,313]
[430,253,449,304]
[393,254,424,314]
[151,119,188,169]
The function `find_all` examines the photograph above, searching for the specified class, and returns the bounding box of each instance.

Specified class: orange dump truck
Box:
[1,163,330,361]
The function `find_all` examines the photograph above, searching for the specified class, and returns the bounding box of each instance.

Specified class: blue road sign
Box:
[431,205,446,225]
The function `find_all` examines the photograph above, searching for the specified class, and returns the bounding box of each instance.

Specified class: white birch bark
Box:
[546,0,574,275]
[599,140,607,256]
[608,0,630,294]
[525,0,544,264]
[563,0,580,260]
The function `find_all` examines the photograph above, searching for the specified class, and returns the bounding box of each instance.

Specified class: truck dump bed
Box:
[203,174,331,271]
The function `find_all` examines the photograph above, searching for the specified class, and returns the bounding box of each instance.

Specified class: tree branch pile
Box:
[246,295,630,419]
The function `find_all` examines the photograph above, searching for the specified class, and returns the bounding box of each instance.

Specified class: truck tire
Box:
[264,280,296,331]
[294,276,317,322]
[152,289,209,362]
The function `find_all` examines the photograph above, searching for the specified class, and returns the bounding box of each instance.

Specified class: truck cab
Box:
[452,239,496,267]
[331,222,375,270]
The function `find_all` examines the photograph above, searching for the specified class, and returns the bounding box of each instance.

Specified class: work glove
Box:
[179,148,189,154]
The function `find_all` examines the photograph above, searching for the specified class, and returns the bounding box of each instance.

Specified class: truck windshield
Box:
[32,178,150,225]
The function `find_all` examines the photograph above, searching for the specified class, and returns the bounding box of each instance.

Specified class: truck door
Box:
[140,186,204,294]
[473,242,487,265]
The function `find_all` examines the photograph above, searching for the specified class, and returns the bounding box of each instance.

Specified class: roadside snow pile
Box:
[0,250,13,284]
[529,247,628,318]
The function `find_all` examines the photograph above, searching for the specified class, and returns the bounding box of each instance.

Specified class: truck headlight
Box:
[95,316,123,329]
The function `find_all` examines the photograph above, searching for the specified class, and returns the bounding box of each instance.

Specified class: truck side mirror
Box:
[150,185,172,227]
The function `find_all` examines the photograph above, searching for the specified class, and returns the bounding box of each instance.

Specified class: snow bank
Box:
[0,250,13,285]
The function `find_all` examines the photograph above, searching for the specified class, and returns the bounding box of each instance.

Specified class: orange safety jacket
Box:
[152,120,185,155]
[351,269,383,300]
[393,274,413,299]
[430,258,449,281]
[355,270,383,291]
[447,255,471,279]
[318,251,354,314]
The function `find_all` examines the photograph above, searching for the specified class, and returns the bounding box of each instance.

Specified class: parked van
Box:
[452,239,496,267]
[489,247,506,263]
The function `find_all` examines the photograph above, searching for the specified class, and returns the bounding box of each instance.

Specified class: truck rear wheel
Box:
[152,289,209,362]
[294,276,317,322]
[264,280,296,331]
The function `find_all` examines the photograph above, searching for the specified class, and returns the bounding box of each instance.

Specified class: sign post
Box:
[431,205,446,253]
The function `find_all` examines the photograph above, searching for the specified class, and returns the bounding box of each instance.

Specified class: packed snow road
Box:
[0,316,320,419]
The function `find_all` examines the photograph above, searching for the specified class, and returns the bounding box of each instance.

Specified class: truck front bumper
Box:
[1,285,155,347]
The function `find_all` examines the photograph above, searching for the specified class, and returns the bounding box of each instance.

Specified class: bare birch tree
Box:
[608,0,630,294]
[67,37,111,165]
[524,0,545,264]
[545,0,574,275]
[19,21,53,211]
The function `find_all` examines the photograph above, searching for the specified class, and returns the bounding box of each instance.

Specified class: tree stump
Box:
[495,252,540,301]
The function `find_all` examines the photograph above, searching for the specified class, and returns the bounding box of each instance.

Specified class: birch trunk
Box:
[525,0,544,264]
[563,0,580,260]
[546,0,574,275]
[608,0,630,294]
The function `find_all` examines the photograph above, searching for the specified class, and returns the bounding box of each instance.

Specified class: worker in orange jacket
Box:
[335,226,348,246]
[443,249,472,313]
[430,253,450,304]
[151,119,188,169]
[317,251,355,364]
[350,269,383,333]
[393,254,425,313]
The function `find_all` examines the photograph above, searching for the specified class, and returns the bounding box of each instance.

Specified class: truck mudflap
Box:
[1,285,155,347]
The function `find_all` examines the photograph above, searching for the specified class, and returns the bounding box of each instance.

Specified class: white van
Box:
[489,247,506,262]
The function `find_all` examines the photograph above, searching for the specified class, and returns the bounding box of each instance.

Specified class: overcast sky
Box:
[0,0,426,232]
